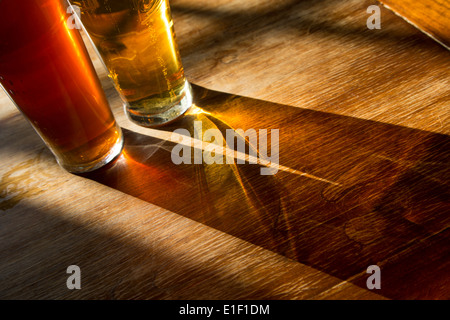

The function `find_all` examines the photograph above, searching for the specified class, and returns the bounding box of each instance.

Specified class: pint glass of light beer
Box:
[69,0,193,127]
[0,0,123,173]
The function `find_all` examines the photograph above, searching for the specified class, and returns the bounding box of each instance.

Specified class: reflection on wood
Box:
[84,85,450,299]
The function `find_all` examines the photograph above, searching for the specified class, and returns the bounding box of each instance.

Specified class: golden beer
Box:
[71,0,193,126]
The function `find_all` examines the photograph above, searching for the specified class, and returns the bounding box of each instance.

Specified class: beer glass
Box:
[0,0,123,173]
[70,0,193,127]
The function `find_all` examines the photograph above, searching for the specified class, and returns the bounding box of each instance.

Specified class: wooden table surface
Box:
[0,0,448,299]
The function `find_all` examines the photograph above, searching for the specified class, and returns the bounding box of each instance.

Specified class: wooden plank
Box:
[82,84,449,299]
[172,0,450,134]
[379,0,450,49]
[0,108,383,299]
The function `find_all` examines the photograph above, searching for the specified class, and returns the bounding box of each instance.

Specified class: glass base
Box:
[58,126,124,173]
[126,80,193,127]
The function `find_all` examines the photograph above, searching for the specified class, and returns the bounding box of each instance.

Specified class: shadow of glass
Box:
[82,84,449,299]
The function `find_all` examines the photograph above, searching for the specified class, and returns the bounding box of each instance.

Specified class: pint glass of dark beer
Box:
[0,0,123,173]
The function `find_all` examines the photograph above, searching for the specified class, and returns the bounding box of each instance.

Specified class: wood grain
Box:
[172,0,449,134]
[379,0,450,49]
[0,0,449,300]
[82,84,450,300]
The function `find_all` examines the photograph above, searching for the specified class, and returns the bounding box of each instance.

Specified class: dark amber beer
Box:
[0,0,123,173]
[70,0,193,127]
